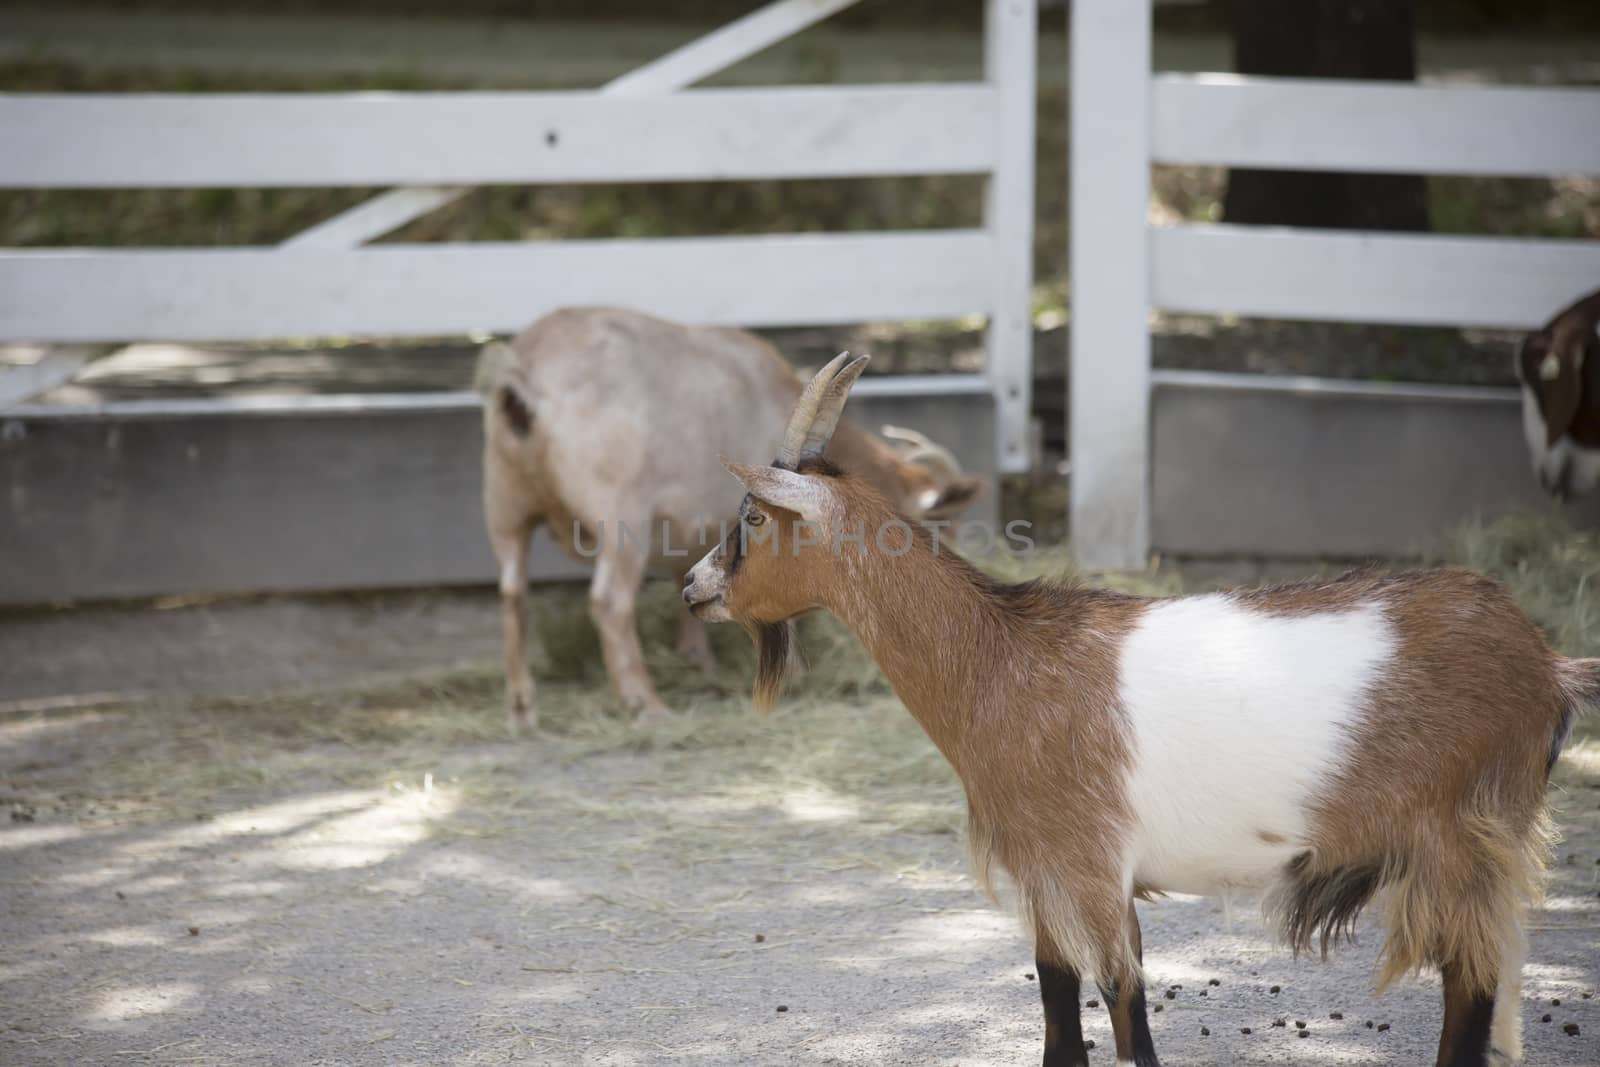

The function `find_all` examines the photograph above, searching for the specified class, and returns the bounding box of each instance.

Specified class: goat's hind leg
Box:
[1489,913,1527,1065]
[1437,960,1497,1067]
[1098,902,1161,1067]
[488,511,539,735]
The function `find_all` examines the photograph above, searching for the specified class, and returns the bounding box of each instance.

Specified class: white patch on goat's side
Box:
[1116,596,1394,896]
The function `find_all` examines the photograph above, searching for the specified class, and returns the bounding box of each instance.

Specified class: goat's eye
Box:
[746,511,766,527]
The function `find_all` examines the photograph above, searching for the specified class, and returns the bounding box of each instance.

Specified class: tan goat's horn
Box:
[779,351,870,466]
[881,425,965,480]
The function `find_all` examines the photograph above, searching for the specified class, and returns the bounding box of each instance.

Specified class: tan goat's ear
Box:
[722,460,837,524]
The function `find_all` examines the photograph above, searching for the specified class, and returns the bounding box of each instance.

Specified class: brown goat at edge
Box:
[683,352,1599,1067]
[1519,286,1600,497]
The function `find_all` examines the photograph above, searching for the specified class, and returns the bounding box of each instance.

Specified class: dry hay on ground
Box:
[2,532,1598,1064]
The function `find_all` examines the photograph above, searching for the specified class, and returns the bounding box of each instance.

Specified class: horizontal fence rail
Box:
[0,388,997,604]
[1150,370,1600,557]
[1152,75,1600,177]
[1151,225,1600,329]
[0,230,994,342]
[0,85,997,188]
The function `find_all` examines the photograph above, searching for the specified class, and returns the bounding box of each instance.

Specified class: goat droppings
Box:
[1200,1027,1210,1036]
[1240,1027,1252,1035]
[1564,1023,1581,1036]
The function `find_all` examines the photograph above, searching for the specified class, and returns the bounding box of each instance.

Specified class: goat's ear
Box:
[722,460,838,524]
[921,476,985,519]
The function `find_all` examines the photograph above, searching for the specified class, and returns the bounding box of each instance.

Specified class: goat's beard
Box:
[750,620,791,713]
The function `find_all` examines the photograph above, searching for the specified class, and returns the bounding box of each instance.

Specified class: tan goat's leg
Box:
[488,521,537,735]
[590,527,671,721]
[675,598,717,673]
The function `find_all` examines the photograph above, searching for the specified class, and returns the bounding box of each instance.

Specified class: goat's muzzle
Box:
[683,558,732,622]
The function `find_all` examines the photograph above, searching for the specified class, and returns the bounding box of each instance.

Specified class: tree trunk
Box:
[1222,0,1429,232]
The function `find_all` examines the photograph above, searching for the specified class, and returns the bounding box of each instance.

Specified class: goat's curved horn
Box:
[881,424,965,480]
[881,425,934,453]
[779,351,870,466]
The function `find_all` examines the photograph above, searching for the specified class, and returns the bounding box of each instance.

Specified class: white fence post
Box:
[1069,0,1152,569]
[984,0,1037,475]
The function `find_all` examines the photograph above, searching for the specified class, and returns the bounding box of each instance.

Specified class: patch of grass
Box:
[1450,510,1600,657]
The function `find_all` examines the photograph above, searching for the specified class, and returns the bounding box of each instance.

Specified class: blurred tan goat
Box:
[475,306,981,731]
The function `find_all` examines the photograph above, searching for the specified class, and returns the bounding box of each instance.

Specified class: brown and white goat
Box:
[684,353,1599,1067]
[1519,286,1600,496]
[476,307,980,730]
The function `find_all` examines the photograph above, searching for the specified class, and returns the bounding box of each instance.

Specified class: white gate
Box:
[0,0,1037,471]
[1070,0,1600,568]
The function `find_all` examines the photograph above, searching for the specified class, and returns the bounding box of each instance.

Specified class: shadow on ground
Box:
[3,588,1598,1066]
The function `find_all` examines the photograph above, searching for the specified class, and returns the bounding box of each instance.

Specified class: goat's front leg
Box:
[674,598,717,673]
[1098,903,1161,1067]
[589,524,671,721]
[1037,956,1089,1067]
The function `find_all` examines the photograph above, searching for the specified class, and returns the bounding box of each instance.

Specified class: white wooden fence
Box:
[0,0,1037,472]
[1070,0,1600,568]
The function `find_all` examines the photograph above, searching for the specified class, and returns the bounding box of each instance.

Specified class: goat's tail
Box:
[1558,657,1600,717]
[474,340,537,439]
[473,340,518,397]
[1550,656,1600,774]
[1548,659,1600,767]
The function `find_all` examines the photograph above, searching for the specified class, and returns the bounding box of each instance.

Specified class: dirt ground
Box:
[3,584,1599,1066]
